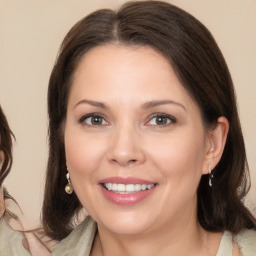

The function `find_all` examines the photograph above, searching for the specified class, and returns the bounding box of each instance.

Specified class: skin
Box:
[64,44,229,256]
[0,151,3,167]
[0,143,4,174]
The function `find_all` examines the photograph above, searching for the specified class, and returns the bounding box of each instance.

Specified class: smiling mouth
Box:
[102,183,157,194]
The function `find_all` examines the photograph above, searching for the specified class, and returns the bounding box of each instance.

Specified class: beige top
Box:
[1,187,256,255]
[0,187,54,256]
[0,218,31,256]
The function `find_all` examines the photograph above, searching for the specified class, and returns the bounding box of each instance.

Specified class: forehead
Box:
[69,44,198,112]
[73,44,173,81]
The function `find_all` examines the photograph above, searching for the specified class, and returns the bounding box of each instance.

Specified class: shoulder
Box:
[0,187,53,256]
[234,229,256,256]
[52,216,97,256]
[0,217,31,256]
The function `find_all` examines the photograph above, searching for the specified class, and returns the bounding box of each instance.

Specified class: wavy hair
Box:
[0,106,14,186]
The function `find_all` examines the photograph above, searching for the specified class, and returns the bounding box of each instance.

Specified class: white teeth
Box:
[141,184,147,191]
[112,183,118,191]
[134,184,141,191]
[126,184,135,192]
[103,183,155,193]
[147,184,154,189]
[117,184,126,192]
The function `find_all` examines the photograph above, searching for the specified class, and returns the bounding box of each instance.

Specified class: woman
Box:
[42,1,256,255]
[0,106,53,256]
[0,106,31,255]
[0,106,13,188]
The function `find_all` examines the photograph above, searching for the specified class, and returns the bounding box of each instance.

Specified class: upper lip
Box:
[99,176,156,185]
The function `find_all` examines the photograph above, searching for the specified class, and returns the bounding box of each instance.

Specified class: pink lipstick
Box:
[99,177,157,205]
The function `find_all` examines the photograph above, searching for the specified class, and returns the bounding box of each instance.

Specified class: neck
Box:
[91,204,222,256]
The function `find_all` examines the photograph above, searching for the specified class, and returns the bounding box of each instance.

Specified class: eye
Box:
[146,114,176,126]
[79,113,109,126]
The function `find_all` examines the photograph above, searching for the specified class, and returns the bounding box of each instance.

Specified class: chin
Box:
[94,211,156,236]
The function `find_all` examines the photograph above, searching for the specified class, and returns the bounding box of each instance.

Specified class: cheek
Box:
[148,129,206,184]
[64,126,106,212]
[64,126,106,180]
[149,132,206,214]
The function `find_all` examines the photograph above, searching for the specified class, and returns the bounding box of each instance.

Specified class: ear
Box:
[202,116,229,175]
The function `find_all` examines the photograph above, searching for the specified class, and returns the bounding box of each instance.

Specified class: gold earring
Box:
[65,172,73,194]
[208,165,213,187]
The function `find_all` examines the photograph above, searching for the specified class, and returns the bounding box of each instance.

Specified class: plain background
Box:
[0,0,255,225]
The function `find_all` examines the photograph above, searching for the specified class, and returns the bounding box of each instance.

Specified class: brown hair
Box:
[0,106,14,186]
[42,1,256,240]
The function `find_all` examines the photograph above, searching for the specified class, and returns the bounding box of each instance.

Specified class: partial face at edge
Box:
[0,135,3,167]
[0,151,3,167]
[64,44,212,235]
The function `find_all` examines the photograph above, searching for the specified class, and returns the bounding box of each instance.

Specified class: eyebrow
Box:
[141,100,187,111]
[74,99,108,109]
[74,99,186,111]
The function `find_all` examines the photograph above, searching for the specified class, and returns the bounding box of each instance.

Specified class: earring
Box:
[65,172,73,194]
[208,165,213,187]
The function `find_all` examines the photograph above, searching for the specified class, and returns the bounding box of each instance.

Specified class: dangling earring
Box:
[65,172,73,194]
[208,165,213,187]
[208,147,214,187]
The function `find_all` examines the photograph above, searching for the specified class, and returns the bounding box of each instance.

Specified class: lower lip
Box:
[100,185,157,205]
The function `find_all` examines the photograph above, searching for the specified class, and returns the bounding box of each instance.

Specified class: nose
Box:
[107,125,145,167]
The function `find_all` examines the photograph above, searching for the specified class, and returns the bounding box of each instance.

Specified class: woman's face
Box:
[64,44,211,235]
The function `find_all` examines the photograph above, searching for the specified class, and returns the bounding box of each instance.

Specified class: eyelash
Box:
[79,113,177,127]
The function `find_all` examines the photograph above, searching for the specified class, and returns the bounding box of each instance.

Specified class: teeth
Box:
[147,184,154,189]
[112,183,118,191]
[126,184,135,192]
[134,184,141,191]
[118,184,126,192]
[103,183,155,193]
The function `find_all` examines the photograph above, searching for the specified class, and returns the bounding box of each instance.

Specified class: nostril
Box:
[127,159,138,165]
[109,158,139,167]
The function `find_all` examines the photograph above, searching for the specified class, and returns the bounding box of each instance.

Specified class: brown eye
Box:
[90,116,104,125]
[147,114,176,126]
[80,114,108,126]
[155,116,169,125]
